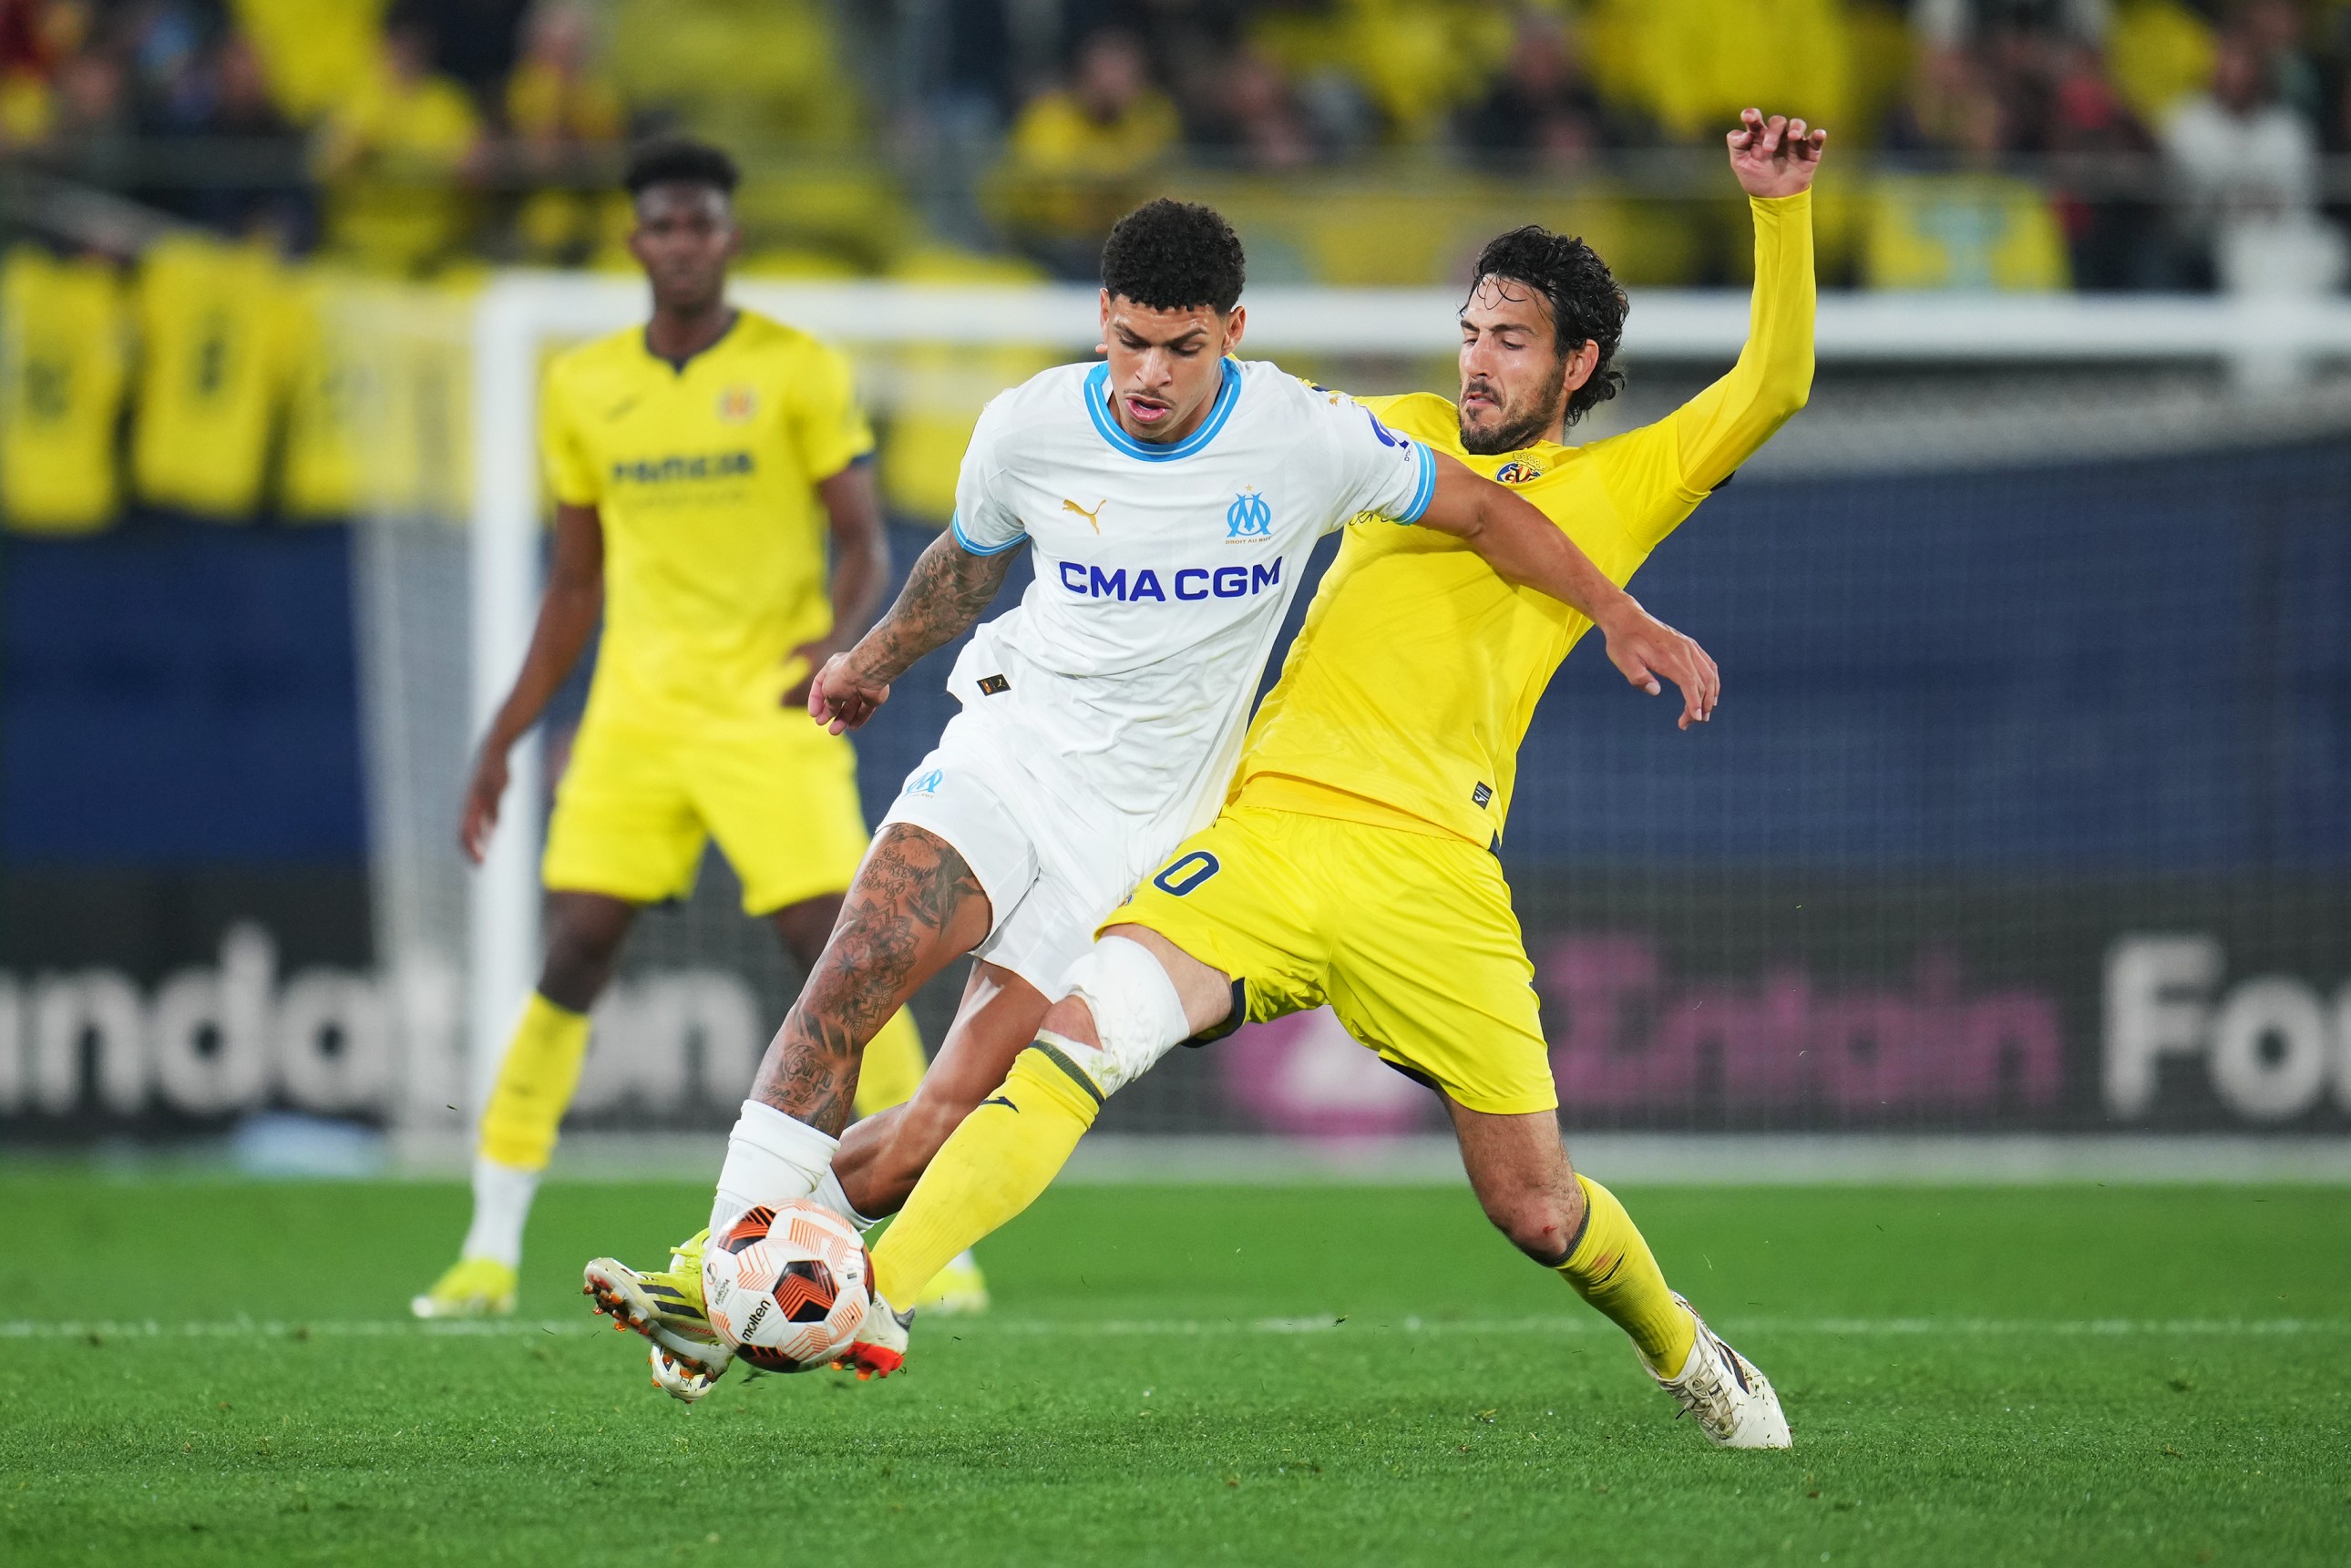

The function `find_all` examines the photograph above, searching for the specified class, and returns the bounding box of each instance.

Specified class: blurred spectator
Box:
[1457,11,1630,172]
[606,0,859,150]
[1582,0,1849,149]
[2105,0,2218,130]
[125,2,210,138]
[396,0,533,100]
[2162,29,2338,292]
[1884,43,2013,158]
[504,2,621,148]
[1195,46,1319,170]
[0,0,60,145]
[505,0,624,262]
[1250,0,1506,146]
[314,20,482,274]
[996,29,1178,272]
[2040,40,2166,290]
[49,13,127,146]
[1072,0,1247,136]
[139,24,307,241]
[2239,0,2322,124]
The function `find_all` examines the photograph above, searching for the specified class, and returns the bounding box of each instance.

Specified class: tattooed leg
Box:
[749,824,993,1136]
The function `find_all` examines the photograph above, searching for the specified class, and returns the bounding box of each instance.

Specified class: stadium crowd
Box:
[0,0,2342,284]
[0,1,2347,534]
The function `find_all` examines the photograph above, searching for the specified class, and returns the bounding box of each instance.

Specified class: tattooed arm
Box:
[807,530,1020,733]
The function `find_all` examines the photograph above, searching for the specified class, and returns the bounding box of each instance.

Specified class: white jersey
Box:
[942,357,1438,856]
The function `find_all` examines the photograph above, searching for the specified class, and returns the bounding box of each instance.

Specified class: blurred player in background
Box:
[411,138,981,1318]
[584,197,1716,1399]
[861,109,1824,1448]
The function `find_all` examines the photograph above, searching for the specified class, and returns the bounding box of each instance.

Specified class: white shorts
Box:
[876,713,1167,997]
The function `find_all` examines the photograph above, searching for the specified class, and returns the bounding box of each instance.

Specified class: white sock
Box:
[460,1155,540,1268]
[710,1100,839,1240]
[813,1167,878,1233]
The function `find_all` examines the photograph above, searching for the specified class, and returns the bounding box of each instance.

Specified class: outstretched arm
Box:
[1415,458,1720,729]
[1674,108,1823,494]
[808,528,1020,733]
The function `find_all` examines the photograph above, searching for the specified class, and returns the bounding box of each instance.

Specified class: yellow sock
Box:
[870,1040,1100,1306]
[477,993,593,1171]
[1555,1173,1697,1376]
[851,1008,928,1119]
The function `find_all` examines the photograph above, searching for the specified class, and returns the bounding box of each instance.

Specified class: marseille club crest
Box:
[1226,488,1273,541]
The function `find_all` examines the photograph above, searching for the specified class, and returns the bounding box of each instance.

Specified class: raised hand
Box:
[1728,108,1826,199]
[1596,601,1720,732]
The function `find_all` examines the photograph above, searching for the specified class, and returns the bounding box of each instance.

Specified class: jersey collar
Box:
[642,309,741,375]
[1084,358,1241,462]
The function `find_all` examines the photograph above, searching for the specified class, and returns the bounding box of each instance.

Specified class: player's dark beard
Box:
[1459,373,1567,456]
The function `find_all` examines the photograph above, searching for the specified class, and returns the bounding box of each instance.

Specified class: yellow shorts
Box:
[1109,804,1556,1116]
[542,711,871,916]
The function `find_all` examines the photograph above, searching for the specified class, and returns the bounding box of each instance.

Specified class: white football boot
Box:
[1651,1294,1791,1449]
[583,1230,734,1404]
[832,1293,914,1380]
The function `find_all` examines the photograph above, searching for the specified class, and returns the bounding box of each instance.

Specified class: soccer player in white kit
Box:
[583,200,1715,1396]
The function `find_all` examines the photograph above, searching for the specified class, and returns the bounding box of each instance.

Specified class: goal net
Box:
[342,275,2351,1152]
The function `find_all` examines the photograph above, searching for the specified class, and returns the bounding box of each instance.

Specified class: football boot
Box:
[832,1292,914,1380]
[1650,1294,1791,1449]
[583,1228,735,1401]
[410,1256,516,1319]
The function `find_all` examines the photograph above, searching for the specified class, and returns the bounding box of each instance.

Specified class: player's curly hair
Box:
[1100,199,1247,314]
[1467,226,1627,425]
[624,138,741,200]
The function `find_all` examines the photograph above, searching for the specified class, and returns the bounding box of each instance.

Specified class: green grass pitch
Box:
[1,1173,2346,1565]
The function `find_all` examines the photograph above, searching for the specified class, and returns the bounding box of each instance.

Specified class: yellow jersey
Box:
[1234,191,1816,847]
[541,309,875,732]
[131,233,288,519]
[2,247,128,534]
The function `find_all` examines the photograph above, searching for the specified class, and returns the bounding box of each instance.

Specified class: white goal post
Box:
[453,275,2351,1125]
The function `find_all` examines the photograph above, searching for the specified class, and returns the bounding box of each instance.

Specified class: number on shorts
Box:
[1152,850,1221,897]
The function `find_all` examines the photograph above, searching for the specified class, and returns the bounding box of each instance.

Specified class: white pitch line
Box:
[3,1315,2345,1342]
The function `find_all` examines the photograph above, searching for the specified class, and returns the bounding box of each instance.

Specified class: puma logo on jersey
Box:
[1062,497,1107,532]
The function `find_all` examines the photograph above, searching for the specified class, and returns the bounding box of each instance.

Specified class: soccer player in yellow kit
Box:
[411,139,966,1319]
[863,110,1824,1446]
